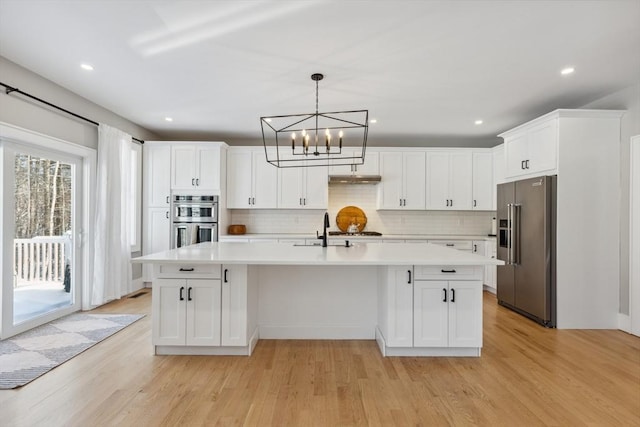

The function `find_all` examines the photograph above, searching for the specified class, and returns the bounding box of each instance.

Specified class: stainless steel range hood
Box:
[328,175,382,185]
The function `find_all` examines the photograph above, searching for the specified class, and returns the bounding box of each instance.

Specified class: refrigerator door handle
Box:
[510,204,521,265]
[507,203,512,264]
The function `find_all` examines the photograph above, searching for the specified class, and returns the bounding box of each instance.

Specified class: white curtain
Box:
[90,124,133,307]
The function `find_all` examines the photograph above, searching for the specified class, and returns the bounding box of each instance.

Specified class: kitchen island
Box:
[133,241,503,357]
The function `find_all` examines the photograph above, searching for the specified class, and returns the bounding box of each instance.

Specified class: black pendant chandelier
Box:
[260,73,368,168]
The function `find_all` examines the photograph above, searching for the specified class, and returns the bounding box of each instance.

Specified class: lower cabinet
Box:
[153,278,221,346]
[151,264,258,355]
[377,265,483,356]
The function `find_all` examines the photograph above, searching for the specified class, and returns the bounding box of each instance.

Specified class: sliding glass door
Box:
[1,138,84,338]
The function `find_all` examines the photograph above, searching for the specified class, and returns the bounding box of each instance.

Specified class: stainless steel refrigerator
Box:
[497,176,556,327]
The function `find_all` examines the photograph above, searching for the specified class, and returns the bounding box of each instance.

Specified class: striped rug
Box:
[0,312,144,389]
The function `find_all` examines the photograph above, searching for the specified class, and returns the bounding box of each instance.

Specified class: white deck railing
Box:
[13,235,71,287]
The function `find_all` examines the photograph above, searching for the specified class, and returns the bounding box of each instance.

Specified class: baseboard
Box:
[259,324,375,340]
[618,313,631,333]
[483,285,497,294]
[131,277,144,293]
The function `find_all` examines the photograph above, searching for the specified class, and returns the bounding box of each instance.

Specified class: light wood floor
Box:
[1,290,638,426]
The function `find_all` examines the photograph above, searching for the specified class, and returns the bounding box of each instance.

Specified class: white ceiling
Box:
[0,0,638,147]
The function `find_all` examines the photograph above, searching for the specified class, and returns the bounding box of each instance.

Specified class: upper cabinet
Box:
[471,151,493,210]
[171,143,225,192]
[377,151,426,210]
[501,117,558,179]
[329,151,379,176]
[143,142,171,207]
[426,151,472,210]
[278,163,328,209]
[227,148,278,209]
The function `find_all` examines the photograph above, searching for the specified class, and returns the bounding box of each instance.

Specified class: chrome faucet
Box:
[317,212,330,247]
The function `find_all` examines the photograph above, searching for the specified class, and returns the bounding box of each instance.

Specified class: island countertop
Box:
[132,241,505,266]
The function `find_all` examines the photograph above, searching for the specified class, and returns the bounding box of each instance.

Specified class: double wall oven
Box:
[172,195,218,248]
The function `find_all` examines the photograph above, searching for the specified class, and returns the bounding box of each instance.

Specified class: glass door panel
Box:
[13,153,76,324]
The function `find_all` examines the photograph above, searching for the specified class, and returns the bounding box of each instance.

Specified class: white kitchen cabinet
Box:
[171,143,224,191]
[502,117,558,179]
[221,264,250,346]
[142,208,171,280]
[472,151,494,210]
[278,164,328,209]
[484,239,497,291]
[227,149,278,209]
[378,265,483,354]
[377,266,414,347]
[426,151,472,210]
[377,151,426,210]
[329,150,379,175]
[142,142,172,281]
[153,277,222,346]
[413,279,482,348]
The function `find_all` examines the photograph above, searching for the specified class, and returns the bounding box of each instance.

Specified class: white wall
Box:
[581,83,640,315]
[230,184,494,236]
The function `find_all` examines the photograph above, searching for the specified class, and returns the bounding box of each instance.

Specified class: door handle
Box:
[442,288,447,302]
[473,199,477,207]
[166,196,169,204]
[451,288,455,302]
[192,178,195,186]
[248,197,251,205]
[473,244,477,252]
[300,198,302,206]
[165,211,169,219]
[252,197,256,205]
[407,270,412,284]
[179,286,185,301]
[400,199,403,207]
[187,287,193,301]
[521,160,525,170]
[526,160,530,169]
[224,268,228,283]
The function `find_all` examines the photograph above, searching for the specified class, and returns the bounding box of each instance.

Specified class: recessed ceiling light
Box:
[474,120,483,125]
[561,67,575,75]
[80,63,94,71]
[369,119,377,124]
[164,117,173,122]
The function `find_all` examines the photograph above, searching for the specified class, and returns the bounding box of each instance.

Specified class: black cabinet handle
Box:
[473,200,477,207]
[191,178,195,186]
[304,198,306,205]
[252,197,256,205]
[179,286,185,301]
[196,178,199,186]
[165,211,169,219]
[400,199,403,207]
[300,198,302,206]
[446,243,454,247]
[451,288,455,302]
[474,244,477,252]
[179,267,194,272]
[521,160,525,170]
[442,288,447,302]
[450,199,453,207]
[248,197,251,205]
[441,269,456,273]
[525,160,530,169]
[187,287,193,301]
[407,270,412,284]
[224,268,228,283]
[166,195,170,204]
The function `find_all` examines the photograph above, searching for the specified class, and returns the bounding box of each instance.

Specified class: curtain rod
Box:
[1,81,144,144]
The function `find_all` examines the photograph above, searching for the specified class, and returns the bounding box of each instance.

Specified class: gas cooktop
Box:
[329,231,383,236]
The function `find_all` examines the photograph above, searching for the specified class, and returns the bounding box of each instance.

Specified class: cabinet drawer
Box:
[414,265,483,280]
[429,240,473,251]
[156,264,221,279]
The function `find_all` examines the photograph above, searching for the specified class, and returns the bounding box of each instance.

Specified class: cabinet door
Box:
[377,152,404,209]
[152,279,187,346]
[221,265,248,346]
[252,152,278,208]
[472,152,493,210]
[196,146,221,190]
[303,165,328,209]
[527,119,557,174]
[144,144,171,207]
[426,152,449,209]
[185,279,222,346]
[381,266,414,347]
[413,281,448,347]
[143,207,171,280]
[403,152,426,209]
[278,167,304,208]
[227,150,253,208]
[504,133,528,178]
[449,152,472,210]
[447,281,482,347]
[356,151,379,175]
[171,145,197,189]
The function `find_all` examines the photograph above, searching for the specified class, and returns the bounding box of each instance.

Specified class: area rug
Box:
[0,312,144,389]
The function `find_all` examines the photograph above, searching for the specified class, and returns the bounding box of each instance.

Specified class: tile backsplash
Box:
[228,185,495,235]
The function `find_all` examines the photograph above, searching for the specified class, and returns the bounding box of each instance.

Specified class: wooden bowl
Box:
[228,224,246,235]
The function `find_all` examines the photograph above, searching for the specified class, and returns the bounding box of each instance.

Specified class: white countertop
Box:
[220,233,496,241]
[133,241,504,266]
